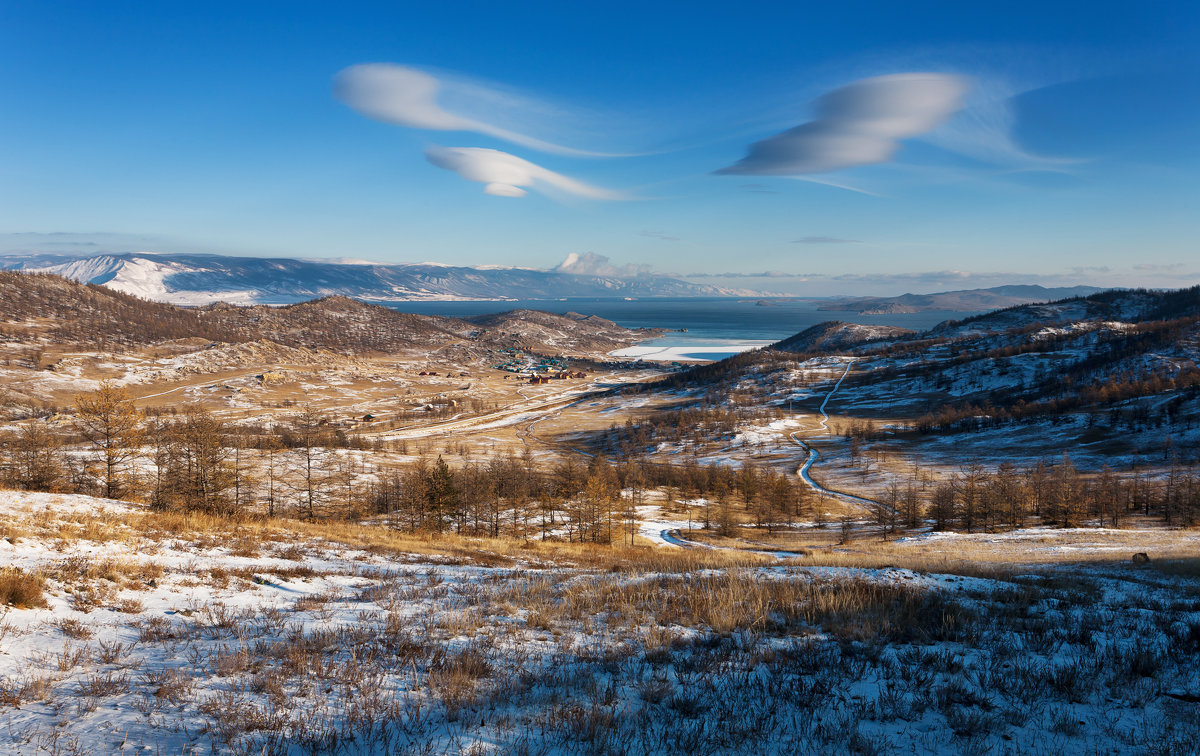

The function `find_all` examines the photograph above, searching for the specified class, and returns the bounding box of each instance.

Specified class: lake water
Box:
[383,298,976,361]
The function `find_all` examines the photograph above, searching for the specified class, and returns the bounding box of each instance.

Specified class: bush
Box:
[0,566,47,608]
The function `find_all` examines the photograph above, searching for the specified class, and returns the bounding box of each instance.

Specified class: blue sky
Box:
[1,1,1197,295]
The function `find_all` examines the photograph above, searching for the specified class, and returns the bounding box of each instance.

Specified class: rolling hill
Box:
[0,271,658,356]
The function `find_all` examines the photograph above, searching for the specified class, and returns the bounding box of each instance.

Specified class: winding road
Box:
[788,361,886,515]
[364,384,605,441]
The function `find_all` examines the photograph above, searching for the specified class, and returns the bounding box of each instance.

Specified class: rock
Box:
[1132,552,1151,564]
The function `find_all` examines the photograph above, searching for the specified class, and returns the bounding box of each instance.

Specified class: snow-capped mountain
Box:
[0,252,748,305]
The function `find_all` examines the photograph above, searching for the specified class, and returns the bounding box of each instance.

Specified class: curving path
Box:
[788,361,887,515]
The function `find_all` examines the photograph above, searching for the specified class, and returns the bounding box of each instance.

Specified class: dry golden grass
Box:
[685,520,1200,574]
[3,501,776,574]
[0,566,47,609]
[9,490,1197,583]
[0,674,54,708]
[45,554,164,588]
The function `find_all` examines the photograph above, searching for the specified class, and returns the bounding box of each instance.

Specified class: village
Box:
[487,348,588,383]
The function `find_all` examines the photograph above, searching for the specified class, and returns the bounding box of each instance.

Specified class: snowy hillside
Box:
[2,489,1199,753]
[640,286,1200,470]
[0,252,745,305]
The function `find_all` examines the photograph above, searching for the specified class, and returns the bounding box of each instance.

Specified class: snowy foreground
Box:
[2,492,1200,755]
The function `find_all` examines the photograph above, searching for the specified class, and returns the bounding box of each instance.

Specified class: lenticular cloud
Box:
[335,64,606,157]
[424,147,624,200]
[717,73,970,175]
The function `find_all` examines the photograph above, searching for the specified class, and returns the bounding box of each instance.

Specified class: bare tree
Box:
[3,420,64,491]
[288,405,331,519]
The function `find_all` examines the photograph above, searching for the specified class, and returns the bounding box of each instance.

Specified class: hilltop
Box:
[772,321,915,353]
[0,271,657,356]
[602,286,1200,476]
[819,284,1107,314]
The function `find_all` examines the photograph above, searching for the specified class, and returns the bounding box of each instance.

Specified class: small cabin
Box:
[362,414,375,422]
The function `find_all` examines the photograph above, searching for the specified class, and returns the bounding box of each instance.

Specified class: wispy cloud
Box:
[681,266,1199,293]
[640,230,680,242]
[716,73,970,175]
[424,147,624,200]
[792,236,861,245]
[924,73,1076,171]
[790,175,886,197]
[829,269,974,283]
[685,271,809,279]
[335,64,619,157]
[1132,263,1184,272]
[0,231,188,256]
[738,183,778,194]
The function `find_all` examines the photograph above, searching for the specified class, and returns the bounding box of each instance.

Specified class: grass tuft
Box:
[0,566,46,609]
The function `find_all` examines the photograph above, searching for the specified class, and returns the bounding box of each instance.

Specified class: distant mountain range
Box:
[0,252,746,305]
[818,285,1107,314]
[0,270,659,356]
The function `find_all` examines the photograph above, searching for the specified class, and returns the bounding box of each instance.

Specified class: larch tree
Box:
[929,482,956,532]
[6,420,64,492]
[171,406,236,516]
[765,473,795,535]
[289,405,332,519]
[74,380,145,500]
[424,456,458,532]
[621,464,646,546]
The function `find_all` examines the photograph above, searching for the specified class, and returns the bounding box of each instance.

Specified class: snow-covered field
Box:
[608,339,773,362]
[3,491,1200,755]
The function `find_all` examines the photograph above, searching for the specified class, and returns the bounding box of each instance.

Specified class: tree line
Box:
[867,456,1200,537]
[0,382,815,544]
[3,382,1197,542]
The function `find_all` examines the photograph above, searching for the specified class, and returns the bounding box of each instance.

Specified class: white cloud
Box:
[554,252,651,277]
[716,73,970,175]
[424,147,624,200]
[335,63,613,157]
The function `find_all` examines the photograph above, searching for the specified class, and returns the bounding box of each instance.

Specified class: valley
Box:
[1,273,1199,755]
[5,7,1194,753]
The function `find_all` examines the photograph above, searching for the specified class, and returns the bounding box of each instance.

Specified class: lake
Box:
[382,298,977,361]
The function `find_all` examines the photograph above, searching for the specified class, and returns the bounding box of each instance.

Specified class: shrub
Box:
[0,566,46,608]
